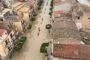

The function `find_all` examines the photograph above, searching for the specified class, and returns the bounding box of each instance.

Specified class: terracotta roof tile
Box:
[53,44,90,60]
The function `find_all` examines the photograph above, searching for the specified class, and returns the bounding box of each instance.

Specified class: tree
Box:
[50,7,52,11]
[49,12,52,16]
[37,0,43,11]
[45,24,52,33]
[45,24,52,30]
[33,13,37,17]
[14,36,27,51]
[31,17,36,21]
[40,43,49,53]
[27,24,32,29]
[37,7,41,10]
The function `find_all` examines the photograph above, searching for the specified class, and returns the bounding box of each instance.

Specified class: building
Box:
[53,0,73,18]
[73,2,90,45]
[18,0,37,10]
[27,0,38,10]
[50,0,90,60]
[5,15,27,32]
[0,15,27,32]
[52,17,86,60]
[0,29,17,60]
[79,4,90,33]
[0,8,12,18]
[52,15,82,44]
[12,2,32,23]
[77,0,90,6]
[53,44,90,60]
[1,0,14,8]
[51,6,85,60]
[0,8,30,32]
[0,8,28,32]
[0,1,4,12]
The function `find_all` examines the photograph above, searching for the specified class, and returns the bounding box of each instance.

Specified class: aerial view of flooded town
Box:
[0,0,90,60]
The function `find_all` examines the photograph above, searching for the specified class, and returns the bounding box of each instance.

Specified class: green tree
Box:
[27,24,32,29]
[14,36,27,51]
[31,17,36,21]
[40,43,49,53]
[45,24,52,29]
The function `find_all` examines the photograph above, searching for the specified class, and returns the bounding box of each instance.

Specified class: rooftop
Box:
[0,22,17,31]
[77,0,90,6]
[53,2,72,12]
[80,4,90,13]
[53,17,77,30]
[0,2,4,12]
[0,8,12,16]
[53,44,90,60]
[4,15,22,22]
[13,2,30,13]
[52,17,81,43]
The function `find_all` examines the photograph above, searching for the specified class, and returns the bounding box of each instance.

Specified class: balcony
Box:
[10,32,20,44]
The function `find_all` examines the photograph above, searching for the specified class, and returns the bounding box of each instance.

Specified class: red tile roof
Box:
[53,44,90,60]
[53,10,64,14]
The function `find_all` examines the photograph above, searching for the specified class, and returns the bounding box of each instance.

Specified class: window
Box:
[77,16,80,19]
[0,18,3,21]
[10,34,13,38]
[5,32,8,35]
[5,40,8,45]
[88,18,90,19]
[8,47,11,51]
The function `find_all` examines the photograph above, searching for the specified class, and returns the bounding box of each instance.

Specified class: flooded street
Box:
[11,0,52,60]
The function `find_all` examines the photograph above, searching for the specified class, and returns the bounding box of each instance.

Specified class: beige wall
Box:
[0,30,15,59]
[81,13,90,32]
[13,3,30,23]
[14,10,30,25]
[0,42,8,58]
[13,22,23,32]
[23,13,30,22]
[0,31,9,59]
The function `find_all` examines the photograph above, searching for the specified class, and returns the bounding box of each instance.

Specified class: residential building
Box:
[77,0,90,6]
[12,2,32,23]
[18,0,37,10]
[1,0,14,8]
[0,8,30,32]
[53,0,73,18]
[0,15,27,32]
[72,2,90,44]
[0,1,4,12]
[79,4,90,33]
[51,3,86,59]
[0,29,16,60]
[52,16,82,44]
[51,15,87,60]
[53,44,90,60]
[0,8,12,18]
[26,0,38,10]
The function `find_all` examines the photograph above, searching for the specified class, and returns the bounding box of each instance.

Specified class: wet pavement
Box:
[11,0,52,60]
